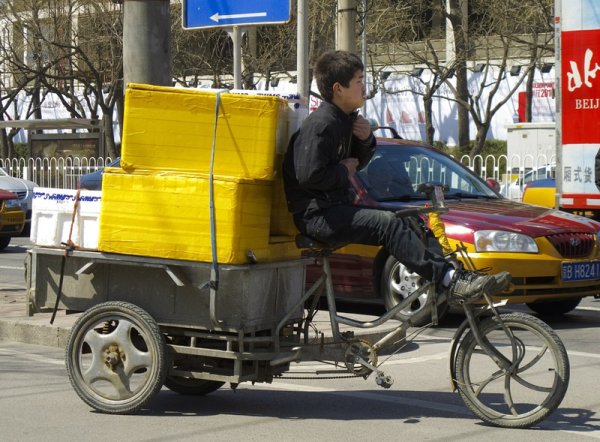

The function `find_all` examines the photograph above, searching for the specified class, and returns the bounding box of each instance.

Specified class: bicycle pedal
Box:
[375,371,394,389]
[341,331,355,339]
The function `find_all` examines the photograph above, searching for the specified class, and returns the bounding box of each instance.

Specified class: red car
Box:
[306,138,600,324]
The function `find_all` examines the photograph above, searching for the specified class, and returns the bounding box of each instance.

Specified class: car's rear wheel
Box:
[380,256,445,327]
[0,236,11,251]
[526,298,582,316]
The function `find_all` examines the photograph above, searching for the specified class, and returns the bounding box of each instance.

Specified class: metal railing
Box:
[1,154,555,198]
[0,156,113,190]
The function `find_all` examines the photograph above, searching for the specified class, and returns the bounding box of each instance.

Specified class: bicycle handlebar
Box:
[394,205,449,218]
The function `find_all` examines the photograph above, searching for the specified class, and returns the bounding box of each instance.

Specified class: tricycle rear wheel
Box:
[65,301,167,414]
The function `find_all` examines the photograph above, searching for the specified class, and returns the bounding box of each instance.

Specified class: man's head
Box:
[314,51,365,112]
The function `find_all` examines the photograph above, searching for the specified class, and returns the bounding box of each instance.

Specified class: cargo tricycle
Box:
[26,186,569,429]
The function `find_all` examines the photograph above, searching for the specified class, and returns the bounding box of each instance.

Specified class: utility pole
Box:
[123,0,171,87]
[297,0,309,99]
[337,0,357,52]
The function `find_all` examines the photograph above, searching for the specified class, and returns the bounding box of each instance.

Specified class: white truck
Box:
[555,0,600,217]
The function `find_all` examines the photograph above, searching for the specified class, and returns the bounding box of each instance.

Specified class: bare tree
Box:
[0,0,123,157]
[363,0,553,154]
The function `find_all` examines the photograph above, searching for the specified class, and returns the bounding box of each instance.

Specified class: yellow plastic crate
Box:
[121,83,287,180]
[98,168,300,264]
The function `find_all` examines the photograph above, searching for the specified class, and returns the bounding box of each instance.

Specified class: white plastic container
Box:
[30,188,102,249]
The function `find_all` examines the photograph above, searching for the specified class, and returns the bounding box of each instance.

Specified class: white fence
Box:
[1,154,555,199]
[0,156,114,190]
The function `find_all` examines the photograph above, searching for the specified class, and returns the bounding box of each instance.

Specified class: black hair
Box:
[314,50,364,102]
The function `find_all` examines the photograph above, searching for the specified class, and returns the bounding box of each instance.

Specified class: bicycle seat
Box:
[295,234,348,256]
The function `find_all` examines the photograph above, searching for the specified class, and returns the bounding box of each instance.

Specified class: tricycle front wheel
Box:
[454,312,569,428]
[65,301,167,414]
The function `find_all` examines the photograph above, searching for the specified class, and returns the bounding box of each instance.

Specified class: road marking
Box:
[577,306,600,312]
[0,266,24,271]
[0,348,64,366]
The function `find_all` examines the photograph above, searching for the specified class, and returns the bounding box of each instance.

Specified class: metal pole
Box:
[230,26,243,89]
[337,0,357,52]
[361,0,367,114]
[554,0,562,210]
[123,0,171,87]
[297,0,309,99]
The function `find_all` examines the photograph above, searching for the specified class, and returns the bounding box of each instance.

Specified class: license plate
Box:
[561,261,600,282]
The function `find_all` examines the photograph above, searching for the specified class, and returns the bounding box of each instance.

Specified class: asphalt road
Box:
[1,237,600,440]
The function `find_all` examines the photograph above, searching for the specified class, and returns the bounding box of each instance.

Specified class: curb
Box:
[0,311,77,348]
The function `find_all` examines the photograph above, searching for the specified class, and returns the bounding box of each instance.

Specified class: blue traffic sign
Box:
[183,0,291,30]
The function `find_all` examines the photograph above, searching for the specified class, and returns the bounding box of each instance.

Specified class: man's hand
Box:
[340,157,359,176]
[352,115,373,141]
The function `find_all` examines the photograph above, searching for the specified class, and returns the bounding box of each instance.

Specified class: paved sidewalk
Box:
[0,288,405,349]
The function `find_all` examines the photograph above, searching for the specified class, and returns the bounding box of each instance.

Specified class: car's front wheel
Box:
[380,256,444,327]
[0,236,11,251]
[526,298,582,316]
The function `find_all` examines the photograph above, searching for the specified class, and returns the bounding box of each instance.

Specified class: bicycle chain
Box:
[275,373,362,380]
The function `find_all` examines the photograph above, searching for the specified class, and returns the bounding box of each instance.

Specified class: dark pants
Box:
[294,205,450,285]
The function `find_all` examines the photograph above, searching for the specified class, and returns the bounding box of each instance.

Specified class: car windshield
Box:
[357,144,498,202]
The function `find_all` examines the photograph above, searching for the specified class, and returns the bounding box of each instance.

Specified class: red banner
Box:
[561,29,600,144]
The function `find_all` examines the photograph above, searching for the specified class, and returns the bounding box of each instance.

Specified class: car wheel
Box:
[526,298,582,316]
[380,256,443,327]
[0,237,11,251]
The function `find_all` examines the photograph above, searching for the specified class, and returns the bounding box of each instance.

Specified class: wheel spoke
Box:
[111,366,135,399]
[109,320,154,375]
[504,373,519,416]
[81,327,115,385]
[510,373,554,393]
[517,345,549,373]
[473,368,505,396]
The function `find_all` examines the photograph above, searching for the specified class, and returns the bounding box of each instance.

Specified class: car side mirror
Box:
[486,178,500,193]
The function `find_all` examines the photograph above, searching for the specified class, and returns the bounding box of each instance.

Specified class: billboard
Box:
[559,0,600,201]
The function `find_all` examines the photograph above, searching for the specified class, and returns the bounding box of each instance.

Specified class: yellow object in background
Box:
[120,83,287,180]
[522,179,556,208]
[98,168,299,264]
[428,211,453,255]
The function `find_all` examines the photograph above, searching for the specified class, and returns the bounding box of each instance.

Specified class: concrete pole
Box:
[336,0,357,52]
[123,0,171,88]
[232,27,243,89]
[297,0,309,99]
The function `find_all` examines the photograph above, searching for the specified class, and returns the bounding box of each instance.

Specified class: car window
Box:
[357,144,497,201]
[518,165,555,187]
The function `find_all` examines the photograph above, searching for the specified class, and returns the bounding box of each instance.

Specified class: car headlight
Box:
[474,230,538,253]
[4,198,21,209]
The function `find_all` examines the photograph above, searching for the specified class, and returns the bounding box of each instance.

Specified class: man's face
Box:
[333,70,365,113]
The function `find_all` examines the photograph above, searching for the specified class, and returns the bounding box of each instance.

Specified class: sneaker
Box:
[447,269,511,303]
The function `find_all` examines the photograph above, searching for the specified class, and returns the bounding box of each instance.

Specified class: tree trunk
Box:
[103,113,117,159]
[424,94,435,145]
[471,123,489,158]
[456,62,470,150]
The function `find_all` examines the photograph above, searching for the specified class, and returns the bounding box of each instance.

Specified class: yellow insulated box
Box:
[121,83,287,180]
[98,168,300,264]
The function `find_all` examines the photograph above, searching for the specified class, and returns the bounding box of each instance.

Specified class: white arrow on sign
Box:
[210,12,267,23]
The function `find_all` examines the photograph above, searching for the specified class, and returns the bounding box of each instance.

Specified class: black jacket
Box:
[282,101,375,215]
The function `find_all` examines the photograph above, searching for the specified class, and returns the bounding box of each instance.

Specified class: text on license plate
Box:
[561,261,600,282]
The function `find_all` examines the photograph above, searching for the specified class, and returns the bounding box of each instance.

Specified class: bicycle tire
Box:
[454,312,569,428]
